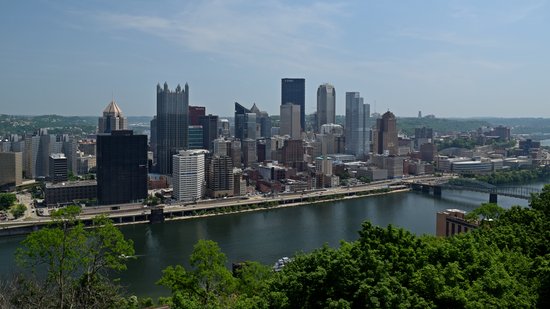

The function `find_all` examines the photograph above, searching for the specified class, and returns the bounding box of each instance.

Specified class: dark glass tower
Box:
[97,130,147,205]
[199,114,219,151]
[234,102,251,141]
[156,82,189,175]
[281,78,305,131]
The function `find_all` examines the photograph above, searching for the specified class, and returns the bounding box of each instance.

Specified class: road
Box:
[0,174,455,228]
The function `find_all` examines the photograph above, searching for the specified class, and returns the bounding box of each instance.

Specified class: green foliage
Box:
[397,117,490,136]
[13,206,134,308]
[436,137,477,150]
[0,193,17,209]
[476,166,550,185]
[144,194,160,206]
[465,203,505,223]
[10,204,27,219]
[158,239,237,308]
[155,184,550,307]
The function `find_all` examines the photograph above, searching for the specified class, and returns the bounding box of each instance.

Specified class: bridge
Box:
[408,177,542,203]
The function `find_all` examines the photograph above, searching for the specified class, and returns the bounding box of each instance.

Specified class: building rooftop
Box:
[103,100,124,117]
[45,180,97,189]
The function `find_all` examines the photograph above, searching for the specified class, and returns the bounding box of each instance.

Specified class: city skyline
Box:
[1,1,550,117]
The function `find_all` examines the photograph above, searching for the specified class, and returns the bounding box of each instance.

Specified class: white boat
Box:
[273,256,291,272]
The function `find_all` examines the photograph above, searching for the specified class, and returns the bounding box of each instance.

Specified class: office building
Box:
[207,155,234,198]
[156,82,189,175]
[316,83,336,131]
[44,180,97,206]
[188,125,204,150]
[199,114,219,151]
[372,111,398,155]
[280,103,301,140]
[234,102,271,141]
[173,149,207,202]
[241,139,257,167]
[188,106,206,126]
[250,103,272,138]
[0,152,22,188]
[281,78,305,131]
[49,153,68,183]
[219,119,230,138]
[234,103,254,141]
[98,100,127,134]
[345,92,371,159]
[96,130,147,205]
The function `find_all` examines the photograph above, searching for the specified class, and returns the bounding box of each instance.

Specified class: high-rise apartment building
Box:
[281,78,305,130]
[172,149,207,202]
[316,83,336,131]
[372,111,398,155]
[345,92,371,159]
[156,82,189,175]
[96,130,147,205]
[98,100,127,133]
[280,103,301,140]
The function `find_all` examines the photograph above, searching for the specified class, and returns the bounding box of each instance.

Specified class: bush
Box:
[10,204,27,219]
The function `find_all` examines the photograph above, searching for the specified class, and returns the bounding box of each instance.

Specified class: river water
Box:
[0,181,548,298]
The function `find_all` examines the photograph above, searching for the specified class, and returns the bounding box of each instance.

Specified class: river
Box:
[0,180,548,298]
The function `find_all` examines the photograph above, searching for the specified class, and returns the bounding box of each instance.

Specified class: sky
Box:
[1,0,549,118]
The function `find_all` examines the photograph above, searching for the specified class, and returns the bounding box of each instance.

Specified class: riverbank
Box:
[0,183,413,236]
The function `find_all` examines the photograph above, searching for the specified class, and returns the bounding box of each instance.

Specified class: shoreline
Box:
[0,185,413,236]
[117,187,412,227]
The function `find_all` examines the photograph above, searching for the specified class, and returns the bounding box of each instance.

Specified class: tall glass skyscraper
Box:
[281,78,305,131]
[316,83,336,132]
[345,92,371,160]
[156,82,189,175]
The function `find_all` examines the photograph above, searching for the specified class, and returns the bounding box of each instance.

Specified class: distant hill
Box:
[0,114,153,137]
[2,114,550,138]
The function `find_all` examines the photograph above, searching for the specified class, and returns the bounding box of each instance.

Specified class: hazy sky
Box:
[1,0,549,117]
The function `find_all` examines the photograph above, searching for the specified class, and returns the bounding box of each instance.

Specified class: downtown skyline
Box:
[1,0,550,118]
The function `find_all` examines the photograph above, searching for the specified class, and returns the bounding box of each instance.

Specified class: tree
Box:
[14,205,134,308]
[0,193,17,209]
[158,239,237,308]
[465,203,505,223]
[10,204,27,219]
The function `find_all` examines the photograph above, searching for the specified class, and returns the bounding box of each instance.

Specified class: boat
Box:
[273,256,291,272]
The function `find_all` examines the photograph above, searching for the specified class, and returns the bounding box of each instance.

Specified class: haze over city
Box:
[1,0,550,117]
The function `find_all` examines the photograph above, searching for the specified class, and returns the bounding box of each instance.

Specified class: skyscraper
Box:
[156,82,189,175]
[199,114,219,151]
[206,155,234,198]
[280,103,301,140]
[188,106,206,126]
[345,92,371,159]
[372,111,398,155]
[98,100,127,133]
[316,83,336,131]
[96,130,148,205]
[281,78,305,131]
[173,149,207,202]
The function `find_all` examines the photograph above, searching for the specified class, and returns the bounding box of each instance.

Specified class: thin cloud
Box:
[95,0,348,72]
[396,28,497,48]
